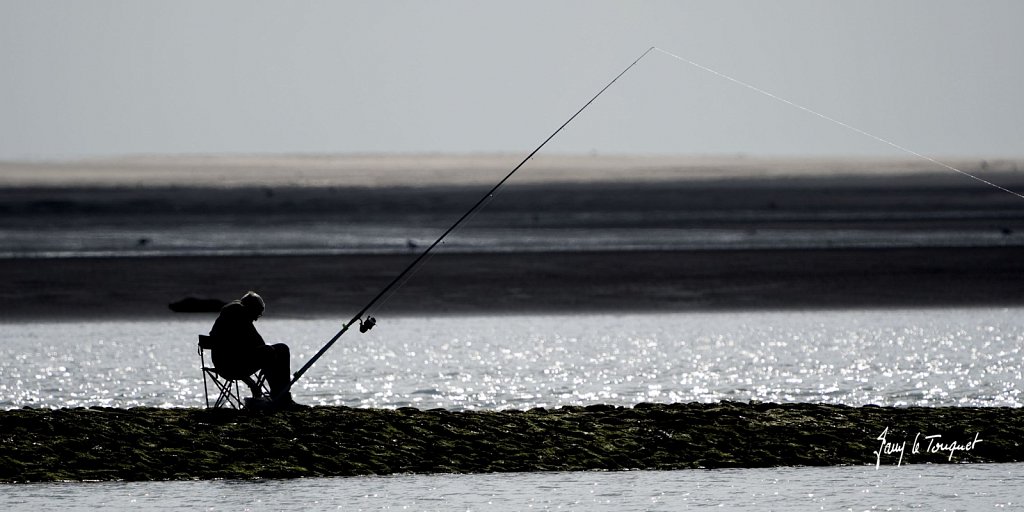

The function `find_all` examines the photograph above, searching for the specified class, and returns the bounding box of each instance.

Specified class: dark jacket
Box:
[209,301,266,377]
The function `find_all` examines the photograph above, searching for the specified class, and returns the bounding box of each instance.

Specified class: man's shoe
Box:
[271,393,308,411]
[244,396,273,411]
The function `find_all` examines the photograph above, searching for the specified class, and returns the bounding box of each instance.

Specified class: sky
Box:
[1,1,1022,160]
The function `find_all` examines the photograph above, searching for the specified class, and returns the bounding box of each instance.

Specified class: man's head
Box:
[240,291,265,320]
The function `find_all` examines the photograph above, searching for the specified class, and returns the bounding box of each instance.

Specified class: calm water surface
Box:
[2,308,1022,409]
[3,463,1023,511]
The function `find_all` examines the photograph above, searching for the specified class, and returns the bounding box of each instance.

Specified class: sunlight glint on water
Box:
[2,307,1021,410]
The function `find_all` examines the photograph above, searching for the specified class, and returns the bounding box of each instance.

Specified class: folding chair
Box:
[198,334,269,408]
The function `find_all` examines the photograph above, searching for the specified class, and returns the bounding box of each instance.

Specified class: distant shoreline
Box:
[2,153,1022,188]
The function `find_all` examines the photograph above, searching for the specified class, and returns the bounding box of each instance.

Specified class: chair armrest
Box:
[198,334,219,350]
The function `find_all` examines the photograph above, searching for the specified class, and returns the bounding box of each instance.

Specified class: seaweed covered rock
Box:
[1,402,1020,482]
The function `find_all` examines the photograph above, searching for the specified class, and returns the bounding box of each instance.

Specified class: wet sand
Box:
[5,153,1019,188]
[0,402,1016,482]
[3,154,1024,320]
[4,247,1024,321]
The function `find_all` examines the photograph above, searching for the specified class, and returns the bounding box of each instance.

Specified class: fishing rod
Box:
[284,46,659,393]
[286,44,1024,397]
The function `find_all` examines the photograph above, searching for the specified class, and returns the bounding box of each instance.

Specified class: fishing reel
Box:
[359,316,377,333]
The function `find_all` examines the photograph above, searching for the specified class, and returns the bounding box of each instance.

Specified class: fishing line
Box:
[288,44,1021,394]
[651,47,1024,200]
[285,47,658,392]
[368,46,1024,319]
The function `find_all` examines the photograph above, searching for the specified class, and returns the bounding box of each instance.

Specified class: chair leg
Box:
[202,369,211,408]
[256,371,269,396]
[220,380,241,409]
[204,368,241,409]
[200,349,211,408]
[201,367,269,409]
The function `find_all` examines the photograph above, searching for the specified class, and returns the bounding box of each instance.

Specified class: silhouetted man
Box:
[209,291,303,410]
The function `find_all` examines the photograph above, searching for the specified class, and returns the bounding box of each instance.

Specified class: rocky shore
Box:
[1,402,1019,482]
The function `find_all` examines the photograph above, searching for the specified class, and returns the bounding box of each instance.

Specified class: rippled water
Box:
[2,307,1022,409]
[5,308,1024,510]
[2,222,1019,259]
[3,463,1023,511]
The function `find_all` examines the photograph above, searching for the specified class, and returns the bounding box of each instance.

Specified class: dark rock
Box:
[0,402,1020,482]
[168,297,227,313]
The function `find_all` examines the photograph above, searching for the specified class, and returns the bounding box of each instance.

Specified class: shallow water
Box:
[1,221,1019,259]
[5,308,1024,509]
[3,463,1022,511]
[2,307,1022,409]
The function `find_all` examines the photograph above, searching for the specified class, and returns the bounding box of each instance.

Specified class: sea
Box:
[3,307,1024,510]
[4,175,1024,508]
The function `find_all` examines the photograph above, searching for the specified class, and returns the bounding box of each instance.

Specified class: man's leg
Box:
[241,375,263,398]
[261,343,292,399]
